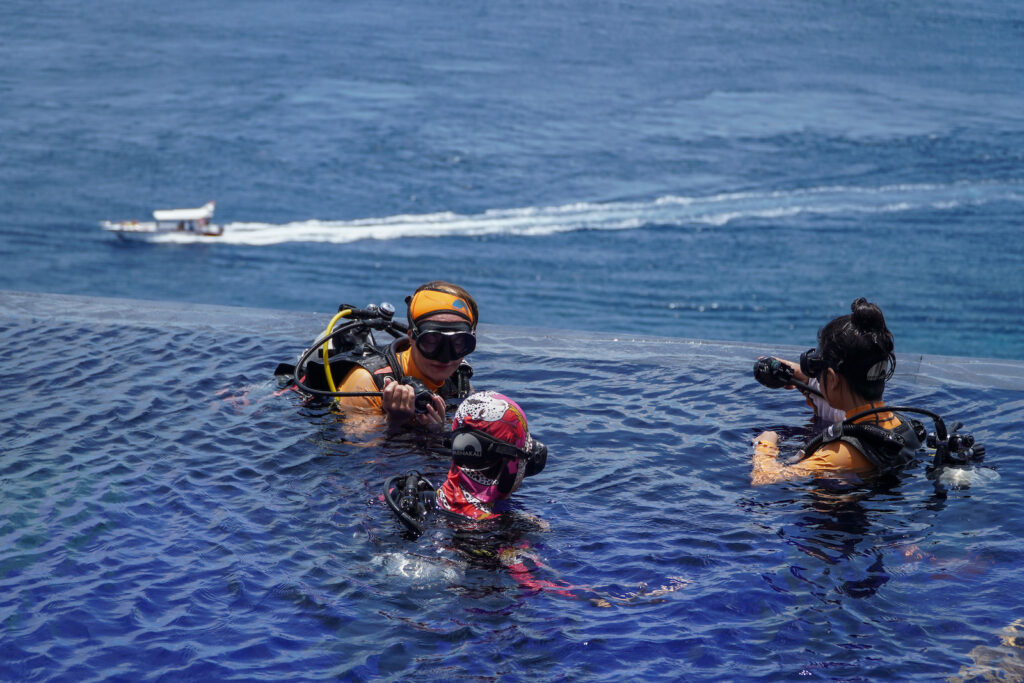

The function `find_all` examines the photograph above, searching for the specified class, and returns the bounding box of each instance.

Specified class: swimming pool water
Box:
[2,291,1023,681]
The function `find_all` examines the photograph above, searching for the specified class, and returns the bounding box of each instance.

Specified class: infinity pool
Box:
[2,292,1022,681]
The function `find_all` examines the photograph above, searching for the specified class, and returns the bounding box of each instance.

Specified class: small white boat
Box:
[101,201,222,239]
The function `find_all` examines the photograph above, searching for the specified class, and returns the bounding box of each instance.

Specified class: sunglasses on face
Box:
[412,323,476,362]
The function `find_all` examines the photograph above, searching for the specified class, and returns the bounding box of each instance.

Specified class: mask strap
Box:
[865,359,888,381]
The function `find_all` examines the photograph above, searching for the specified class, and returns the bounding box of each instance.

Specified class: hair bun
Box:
[850,297,886,332]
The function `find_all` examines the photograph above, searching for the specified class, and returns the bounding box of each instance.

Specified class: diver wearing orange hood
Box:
[330,281,478,429]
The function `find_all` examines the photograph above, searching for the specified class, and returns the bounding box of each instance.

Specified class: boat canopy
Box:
[152,201,215,222]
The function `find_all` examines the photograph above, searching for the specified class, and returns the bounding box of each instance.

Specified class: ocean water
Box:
[1,0,1023,359]
[3,0,1024,680]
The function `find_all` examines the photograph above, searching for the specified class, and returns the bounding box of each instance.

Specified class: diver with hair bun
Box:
[751,298,943,485]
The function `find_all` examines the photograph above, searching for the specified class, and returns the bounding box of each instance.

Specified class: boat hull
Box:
[100,221,224,240]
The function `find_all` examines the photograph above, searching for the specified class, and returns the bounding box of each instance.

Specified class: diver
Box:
[750,297,982,485]
[384,391,548,535]
[384,393,690,604]
[277,281,477,431]
[435,390,548,521]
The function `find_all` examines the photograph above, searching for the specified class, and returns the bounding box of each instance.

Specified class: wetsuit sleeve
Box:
[751,440,812,485]
[794,441,875,476]
[333,366,383,412]
[750,439,873,485]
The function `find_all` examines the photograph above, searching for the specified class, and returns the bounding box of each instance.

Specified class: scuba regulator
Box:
[383,471,436,537]
[921,415,985,469]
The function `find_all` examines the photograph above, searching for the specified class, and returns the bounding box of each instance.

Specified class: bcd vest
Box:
[802,412,925,475]
[281,336,474,401]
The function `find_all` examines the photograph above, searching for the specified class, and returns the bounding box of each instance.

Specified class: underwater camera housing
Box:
[403,377,435,415]
[753,356,823,397]
[754,356,795,389]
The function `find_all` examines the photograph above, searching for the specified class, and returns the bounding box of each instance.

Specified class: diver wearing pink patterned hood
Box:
[435,391,548,520]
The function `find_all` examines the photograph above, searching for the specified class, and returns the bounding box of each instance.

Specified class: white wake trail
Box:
[148,180,1024,246]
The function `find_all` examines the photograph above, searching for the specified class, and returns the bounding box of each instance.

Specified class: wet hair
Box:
[411,281,479,329]
[818,298,895,401]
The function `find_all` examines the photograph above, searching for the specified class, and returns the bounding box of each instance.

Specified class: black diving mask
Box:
[799,347,830,379]
[800,346,892,384]
[450,427,547,476]
[412,321,476,362]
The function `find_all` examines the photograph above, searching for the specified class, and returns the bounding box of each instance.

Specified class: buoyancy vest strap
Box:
[800,412,921,474]
[346,346,400,392]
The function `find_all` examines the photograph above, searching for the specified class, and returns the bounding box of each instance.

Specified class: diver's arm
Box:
[752,431,790,485]
[751,431,874,485]
[796,441,874,475]
[750,431,814,486]
[329,367,389,435]
[334,367,384,411]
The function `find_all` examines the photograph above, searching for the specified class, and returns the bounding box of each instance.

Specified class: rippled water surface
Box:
[3,292,1024,681]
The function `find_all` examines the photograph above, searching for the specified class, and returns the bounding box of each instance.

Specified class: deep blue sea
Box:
[2,0,1023,359]
[3,0,1024,680]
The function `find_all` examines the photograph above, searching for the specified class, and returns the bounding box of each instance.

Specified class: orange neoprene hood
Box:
[407,289,475,326]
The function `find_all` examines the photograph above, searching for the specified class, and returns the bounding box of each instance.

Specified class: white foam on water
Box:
[370,552,463,584]
[145,179,1024,246]
[938,466,1001,489]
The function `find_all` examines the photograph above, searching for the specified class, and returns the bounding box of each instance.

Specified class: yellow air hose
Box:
[321,309,352,394]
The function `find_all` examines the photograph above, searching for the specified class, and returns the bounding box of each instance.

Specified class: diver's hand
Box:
[770,357,808,389]
[382,379,445,429]
[413,394,447,431]
[753,430,779,451]
[381,377,417,423]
